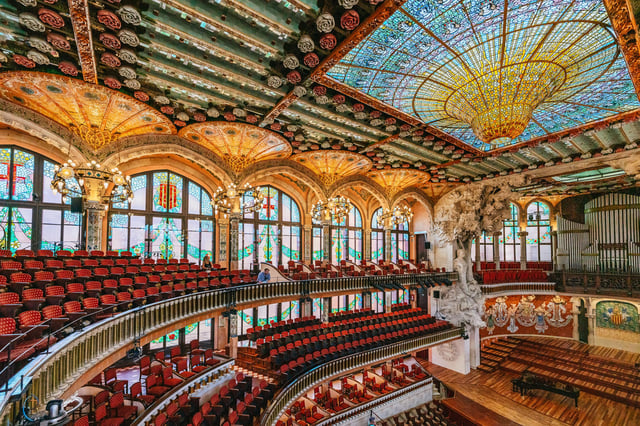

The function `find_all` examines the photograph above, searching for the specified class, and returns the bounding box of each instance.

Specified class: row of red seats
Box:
[475,261,553,271]
[328,307,375,321]
[481,269,548,284]
[247,316,319,341]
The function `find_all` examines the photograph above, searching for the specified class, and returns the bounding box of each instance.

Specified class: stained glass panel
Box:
[153,172,182,213]
[239,222,255,269]
[258,224,279,265]
[10,208,32,251]
[313,227,323,261]
[12,150,33,201]
[152,217,183,259]
[0,149,10,200]
[188,182,201,215]
[43,160,61,203]
[259,187,279,221]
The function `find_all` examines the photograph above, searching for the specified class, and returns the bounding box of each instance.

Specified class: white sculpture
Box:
[434,175,527,329]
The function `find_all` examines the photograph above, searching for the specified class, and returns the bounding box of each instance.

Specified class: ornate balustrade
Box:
[261,328,462,426]
[0,272,453,422]
[315,377,433,425]
[554,270,640,297]
[479,282,556,295]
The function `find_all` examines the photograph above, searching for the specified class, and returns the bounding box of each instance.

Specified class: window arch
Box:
[526,201,551,261]
[0,146,81,252]
[238,185,301,268]
[499,203,520,262]
[371,208,385,262]
[109,171,214,262]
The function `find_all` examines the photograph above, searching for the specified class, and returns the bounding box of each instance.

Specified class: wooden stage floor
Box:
[424,339,640,426]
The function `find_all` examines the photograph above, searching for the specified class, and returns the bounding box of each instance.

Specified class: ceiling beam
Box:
[67,0,97,84]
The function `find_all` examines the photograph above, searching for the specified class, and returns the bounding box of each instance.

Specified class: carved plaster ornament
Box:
[287,124,299,132]
[0,52,7,63]
[27,49,49,65]
[118,66,136,79]
[155,95,170,105]
[19,13,46,32]
[206,107,220,118]
[315,95,329,104]
[117,49,137,64]
[17,0,38,6]
[339,0,359,9]
[354,112,367,120]
[176,112,189,121]
[436,342,458,362]
[336,104,350,113]
[124,79,140,90]
[295,134,305,142]
[118,29,139,47]
[29,37,54,54]
[267,76,282,88]
[293,86,307,97]
[370,118,383,126]
[117,6,142,25]
[282,54,300,70]
[316,13,335,33]
[232,108,246,117]
[297,35,315,53]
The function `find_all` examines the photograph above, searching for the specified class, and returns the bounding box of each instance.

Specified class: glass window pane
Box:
[0,148,10,200]
[11,207,32,251]
[12,150,34,201]
[188,182,201,215]
[43,160,61,203]
[63,211,81,250]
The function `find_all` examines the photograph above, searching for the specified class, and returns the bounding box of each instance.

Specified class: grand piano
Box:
[512,370,580,407]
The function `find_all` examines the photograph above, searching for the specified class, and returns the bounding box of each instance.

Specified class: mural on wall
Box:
[482,295,573,338]
[595,301,639,333]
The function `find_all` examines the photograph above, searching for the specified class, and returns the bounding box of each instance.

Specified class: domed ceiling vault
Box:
[0,0,639,195]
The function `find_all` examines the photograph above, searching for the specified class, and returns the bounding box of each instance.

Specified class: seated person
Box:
[257,268,271,283]
[202,254,213,269]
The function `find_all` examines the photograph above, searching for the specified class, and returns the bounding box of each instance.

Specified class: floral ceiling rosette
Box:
[291,150,372,187]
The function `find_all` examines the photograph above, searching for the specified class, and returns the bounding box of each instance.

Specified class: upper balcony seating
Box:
[481,269,548,284]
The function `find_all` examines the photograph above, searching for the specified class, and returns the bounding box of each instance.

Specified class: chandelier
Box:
[213,183,264,216]
[377,205,413,227]
[311,196,350,223]
[51,159,133,207]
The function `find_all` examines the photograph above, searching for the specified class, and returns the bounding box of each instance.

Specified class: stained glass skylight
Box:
[552,167,625,183]
[327,0,640,151]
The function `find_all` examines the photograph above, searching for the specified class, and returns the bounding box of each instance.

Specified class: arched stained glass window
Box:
[331,203,363,262]
[109,171,214,262]
[371,208,385,261]
[238,185,301,268]
[497,203,520,262]
[526,201,551,262]
[0,146,81,252]
[391,217,410,263]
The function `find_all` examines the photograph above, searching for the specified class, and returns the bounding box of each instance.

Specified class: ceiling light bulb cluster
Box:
[212,182,264,216]
[51,159,133,208]
[377,205,413,227]
[311,196,350,223]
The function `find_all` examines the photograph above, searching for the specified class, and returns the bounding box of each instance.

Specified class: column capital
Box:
[517,231,528,237]
[492,231,502,237]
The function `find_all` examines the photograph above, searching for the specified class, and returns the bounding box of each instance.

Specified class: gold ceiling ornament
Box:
[180,122,292,175]
[212,182,264,217]
[291,150,372,187]
[0,71,176,151]
[368,169,431,197]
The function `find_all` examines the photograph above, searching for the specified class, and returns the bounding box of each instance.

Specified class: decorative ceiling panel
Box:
[291,150,373,186]
[327,0,640,151]
[179,122,292,174]
[0,71,176,151]
[368,168,431,196]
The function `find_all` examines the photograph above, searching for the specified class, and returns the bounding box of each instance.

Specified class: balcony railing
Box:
[479,282,556,295]
[315,377,433,425]
[260,328,462,426]
[554,270,640,297]
[0,272,451,420]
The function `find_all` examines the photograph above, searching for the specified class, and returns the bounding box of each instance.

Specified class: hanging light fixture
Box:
[311,196,350,223]
[377,205,413,227]
[212,183,265,216]
[50,159,133,208]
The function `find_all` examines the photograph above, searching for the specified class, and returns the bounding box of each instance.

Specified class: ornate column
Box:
[384,290,392,313]
[228,310,238,359]
[364,228,371,261]
[229,213,241,271]
[362,292,371,310]
[518,231,528,269]
[303,225,312,263]
[551,230,558,271]
[218,218,228,268]
[322,219,331,264]
[384,223,393,263]
[300,298,313,318]
[492,232,501,270]
[84,201,106,251]
[474,237,481,271]
[322,297,331,322]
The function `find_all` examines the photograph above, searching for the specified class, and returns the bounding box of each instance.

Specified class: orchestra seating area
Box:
[278,356,430,425]
[480,336,640,408]
[237,304,451,383]
[479,269,549,284]
[0,249,439,376]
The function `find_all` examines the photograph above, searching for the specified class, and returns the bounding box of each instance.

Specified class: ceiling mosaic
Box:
[290,150,372,186]
[368,168,431,197]
[179,122,292,174]
[327,0,640,151]
[0,71,175,151]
